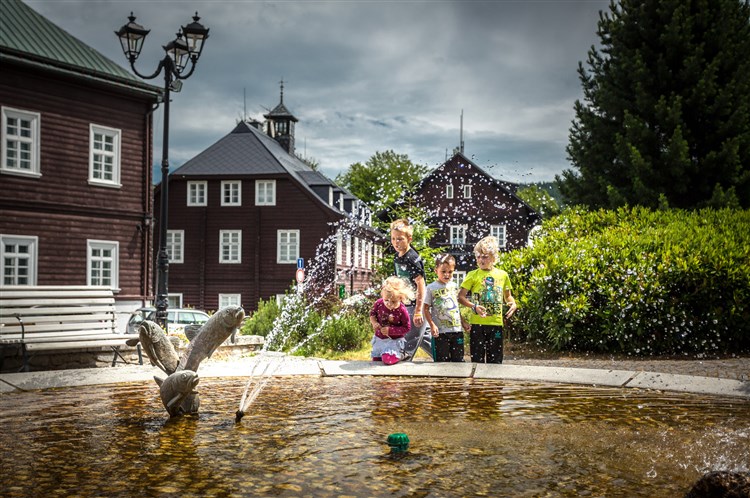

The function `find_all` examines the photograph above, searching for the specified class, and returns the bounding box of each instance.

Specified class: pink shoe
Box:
[382,353,400,365]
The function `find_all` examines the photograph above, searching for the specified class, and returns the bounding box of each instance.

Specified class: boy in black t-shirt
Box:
[390,218,432,360]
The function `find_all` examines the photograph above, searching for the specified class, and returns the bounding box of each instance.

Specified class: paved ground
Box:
[1,352,749,399]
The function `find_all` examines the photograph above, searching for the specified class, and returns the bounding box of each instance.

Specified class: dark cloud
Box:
[26,0,609,183]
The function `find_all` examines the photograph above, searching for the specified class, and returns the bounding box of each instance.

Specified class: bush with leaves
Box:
[498,207,750,355]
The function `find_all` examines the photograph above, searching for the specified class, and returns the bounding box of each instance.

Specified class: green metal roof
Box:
[0,0,159,94]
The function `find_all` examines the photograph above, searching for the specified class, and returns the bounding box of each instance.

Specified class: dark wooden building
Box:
[159,89,381,313]
[0,0,161,331]
[382,152,540,279]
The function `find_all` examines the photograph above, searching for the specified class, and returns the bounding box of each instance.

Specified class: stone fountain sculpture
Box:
[127,306,246,417]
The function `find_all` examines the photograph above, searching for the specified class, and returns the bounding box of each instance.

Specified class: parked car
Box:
[126,307,210,336]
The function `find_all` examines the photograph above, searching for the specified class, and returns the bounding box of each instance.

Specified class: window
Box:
[219,230,242,263]
[449,225,467,245]
[167,230,184,263]
[446,184,454,199]
[87,240,119,289]
[1,234,37,285]
[353,236,360,268]
[463,184,472,198]
[219,294,241,308]
[221,180,242,206]
[168,294,182,308]
[1,107,40,177]
[256,180,276,205]
[345,236,351,265]
[277,230,299,263]
[452,271,466,287]
[188,181,207,206]
[491,224,507,248]
[336,231,343,265]
[89,124,121,186]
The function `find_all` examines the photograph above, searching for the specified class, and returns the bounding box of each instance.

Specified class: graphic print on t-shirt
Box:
[476,275,503,316]
[431,286,461,328]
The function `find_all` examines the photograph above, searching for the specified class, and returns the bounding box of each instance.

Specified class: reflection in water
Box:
[0,377,748,497]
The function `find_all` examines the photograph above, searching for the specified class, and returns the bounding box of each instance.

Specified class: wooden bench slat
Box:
[0,297,115,308]
[1,312,115,325]
[0,306,116,319]
[0,286,113,298]
[25,338,137,352]
[2,333,134,344]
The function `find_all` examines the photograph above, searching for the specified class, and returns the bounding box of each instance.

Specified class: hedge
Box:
[498,207,750,355]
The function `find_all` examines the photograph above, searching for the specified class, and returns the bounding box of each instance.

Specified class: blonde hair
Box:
[474,236,499,259]
[381,276,416,304]
[390,218,413,237]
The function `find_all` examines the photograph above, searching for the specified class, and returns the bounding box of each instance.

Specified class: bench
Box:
[0,285,142,372]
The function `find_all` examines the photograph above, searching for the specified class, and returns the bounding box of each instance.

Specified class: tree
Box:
[517,184,562,218]
[335,150,429,214]
[559,0,750,209]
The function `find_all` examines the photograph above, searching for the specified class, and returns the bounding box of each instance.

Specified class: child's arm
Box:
[504,289,517,319]
[458,287,487,318]
[423,305,439,337]
[369,305,381,334]
[413,274,426,326]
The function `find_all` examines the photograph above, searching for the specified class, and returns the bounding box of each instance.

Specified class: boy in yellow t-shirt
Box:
[457,236,517,363]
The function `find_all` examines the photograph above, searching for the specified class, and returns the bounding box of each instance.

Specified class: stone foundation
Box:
[0,335,265,373]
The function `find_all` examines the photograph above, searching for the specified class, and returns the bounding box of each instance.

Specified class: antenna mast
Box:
[460,109,464,154]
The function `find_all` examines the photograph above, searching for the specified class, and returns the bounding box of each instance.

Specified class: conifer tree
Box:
[559,0,750,209]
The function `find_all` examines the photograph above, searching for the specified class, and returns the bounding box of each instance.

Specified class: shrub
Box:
[240,297,280,338]
[498,207,750,355]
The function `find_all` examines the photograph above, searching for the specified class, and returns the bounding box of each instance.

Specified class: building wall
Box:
[164,175,343,312]
[0,63,156,309]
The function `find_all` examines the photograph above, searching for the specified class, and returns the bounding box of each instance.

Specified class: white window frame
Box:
[1,107,41,177]
[491,224,507,248]
[87,239,119,290]
[168,294,183,308]
[449,225,467,245]
[353,236,360,268]
[452,271,466,287]
[277,229,299,264]
[221,180,242,206]
[463,184,472,199]
[89,124,121,187]
[166,230,184,263]
[187,181,207,206]
[336,231,343,265]
[219,230,242,264]
[0,234,38,285]
[256,179,276,206]
[345,236,352,265]
[219,293,242,308]
[446,184,454,199]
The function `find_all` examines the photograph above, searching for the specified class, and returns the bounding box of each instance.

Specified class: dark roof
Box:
[174,120,313,176]
[0,0,159,96]
[264,101,298,122]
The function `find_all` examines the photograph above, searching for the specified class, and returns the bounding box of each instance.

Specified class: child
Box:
[370,276,414,365]
[457,236,517,363]
[424,254,469,362]
[390,218,431,360]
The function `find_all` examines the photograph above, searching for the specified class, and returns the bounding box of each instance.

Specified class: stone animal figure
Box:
[179,305,246,372]
[133,320,180,375]
[154,370,200,418]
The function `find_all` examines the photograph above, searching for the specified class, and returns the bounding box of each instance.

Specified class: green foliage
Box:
[240,297,279,337]
[560,0,750,209]
[240,290,373,356]
[335,150,429,214]
[516,184,562,219]
[498,207,750,355]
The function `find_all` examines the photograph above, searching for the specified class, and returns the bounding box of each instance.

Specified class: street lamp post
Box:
[116,12,209,328]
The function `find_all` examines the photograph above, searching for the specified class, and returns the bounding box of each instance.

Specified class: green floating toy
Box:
[387,433,410,454]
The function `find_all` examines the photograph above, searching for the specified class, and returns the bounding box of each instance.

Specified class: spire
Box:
[279,78,284,104]
[460,109,465,154]
[264,80,298,154]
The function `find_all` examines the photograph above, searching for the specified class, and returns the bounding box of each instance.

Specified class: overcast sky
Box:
[26,0,610,183]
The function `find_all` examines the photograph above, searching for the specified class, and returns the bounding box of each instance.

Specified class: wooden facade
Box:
[0,0,160,331]
[382,152,540,274]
